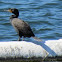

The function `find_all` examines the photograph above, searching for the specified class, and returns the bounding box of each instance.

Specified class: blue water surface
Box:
[0,0,62,41]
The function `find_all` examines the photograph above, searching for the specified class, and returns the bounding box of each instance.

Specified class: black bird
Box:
[6,8,42,41]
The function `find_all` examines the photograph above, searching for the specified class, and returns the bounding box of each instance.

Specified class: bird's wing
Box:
[11,18,35,36]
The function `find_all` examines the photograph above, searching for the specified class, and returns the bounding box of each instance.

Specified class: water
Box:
[0,0,62,41]
[0,1,62,38]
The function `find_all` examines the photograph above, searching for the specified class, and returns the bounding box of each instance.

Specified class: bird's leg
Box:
[18,36,21,41]
[22,36,24,41]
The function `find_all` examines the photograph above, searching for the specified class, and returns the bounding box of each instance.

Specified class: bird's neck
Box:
[10,15,18,19]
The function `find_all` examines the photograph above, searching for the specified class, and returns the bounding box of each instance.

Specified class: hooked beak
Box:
[4,9,12,13]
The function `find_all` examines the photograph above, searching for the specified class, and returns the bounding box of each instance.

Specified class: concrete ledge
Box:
[0,39,62,61]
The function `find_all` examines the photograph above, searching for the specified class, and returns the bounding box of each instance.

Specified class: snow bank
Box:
[0,39,62,58]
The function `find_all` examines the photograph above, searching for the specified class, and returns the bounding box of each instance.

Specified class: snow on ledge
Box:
[0,39,62,58]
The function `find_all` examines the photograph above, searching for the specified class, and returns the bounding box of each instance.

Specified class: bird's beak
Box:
[4,9,12,13]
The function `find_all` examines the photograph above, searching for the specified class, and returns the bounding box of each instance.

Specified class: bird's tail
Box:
[32,36,42,41]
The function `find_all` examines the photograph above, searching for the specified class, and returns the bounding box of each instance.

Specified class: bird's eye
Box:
[11,9,14,12]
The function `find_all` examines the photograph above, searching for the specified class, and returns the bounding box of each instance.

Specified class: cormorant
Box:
[6,8,41,41]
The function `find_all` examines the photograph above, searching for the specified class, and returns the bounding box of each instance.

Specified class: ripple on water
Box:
[0,0,62,41]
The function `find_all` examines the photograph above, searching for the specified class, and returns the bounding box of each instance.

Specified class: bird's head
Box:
[7,8,19,18]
